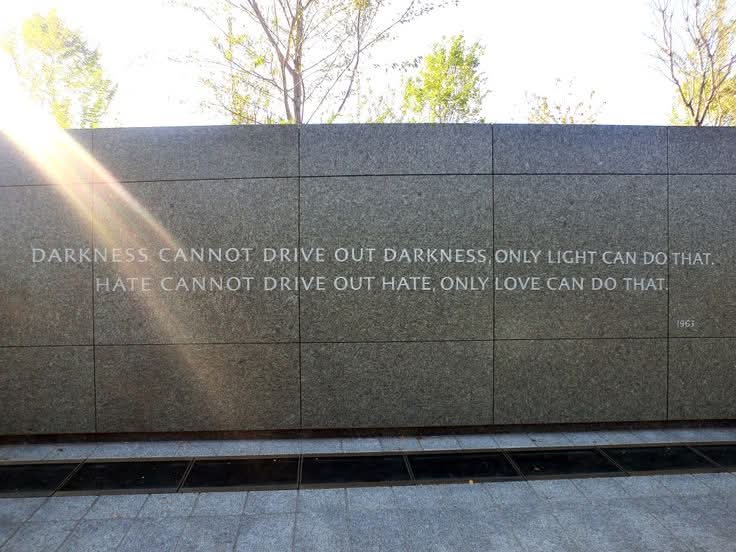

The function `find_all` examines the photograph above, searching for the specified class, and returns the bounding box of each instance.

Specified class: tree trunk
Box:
[293,0,304,124]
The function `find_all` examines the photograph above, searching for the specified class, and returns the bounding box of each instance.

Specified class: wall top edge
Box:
[55,123,730,132]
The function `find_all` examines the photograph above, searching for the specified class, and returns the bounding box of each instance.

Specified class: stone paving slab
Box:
[3,427,735,462]
[0,471,735,550]
[2,428,736,549]
[236,513,294,551]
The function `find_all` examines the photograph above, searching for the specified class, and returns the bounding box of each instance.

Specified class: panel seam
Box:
[666,127,671,420]
[298,125,303,429]
[91,129,98,433]
[492,124,496,424]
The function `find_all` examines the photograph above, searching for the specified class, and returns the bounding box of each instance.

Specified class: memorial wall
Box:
[0,123,734,435]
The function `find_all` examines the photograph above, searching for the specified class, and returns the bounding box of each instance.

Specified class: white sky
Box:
[0,0,676,127]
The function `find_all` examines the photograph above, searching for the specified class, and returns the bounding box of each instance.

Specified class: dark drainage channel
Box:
[1,443,735,498]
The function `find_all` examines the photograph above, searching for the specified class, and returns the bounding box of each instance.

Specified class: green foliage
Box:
[2,9,116,128]
[401,34,486,122]
[199,14,277,124]
[185,0,458,124]
[360,87,402,123]
[653,0,736,126]
[669,78,736,125]
[527,79,605,124]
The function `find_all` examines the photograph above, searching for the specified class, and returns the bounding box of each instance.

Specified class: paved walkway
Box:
[1,427,735,551]
[2,426,735,461]
[2,473,736,551]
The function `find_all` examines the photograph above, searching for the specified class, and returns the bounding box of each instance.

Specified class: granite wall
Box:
[0,124,734,435]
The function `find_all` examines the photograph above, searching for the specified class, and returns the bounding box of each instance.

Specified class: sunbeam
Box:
[0,55,216,414]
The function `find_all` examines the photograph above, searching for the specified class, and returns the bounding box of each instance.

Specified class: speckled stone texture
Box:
[494,339,667,424]
[92,125,298,182]
[301,341,493,428]
[95,344,300,432]
[0,129,93,187]
[0,185,93,346]
[494,124,667,174]
[669,338,736,420]
[494,174,667,339]
[670,175,736,337]
[93,178,298,344]
[2,123,736,435]
[0,346,94,434]
[669,126,736,173]
[300,124,493,176]
[300,174,493,341]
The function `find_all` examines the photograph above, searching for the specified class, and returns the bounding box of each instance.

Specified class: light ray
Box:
[1,56,222,422]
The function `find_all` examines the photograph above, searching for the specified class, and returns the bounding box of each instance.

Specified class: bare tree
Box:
[527,79,605,124]
[184,0,457,124]
[651,0,736,125]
